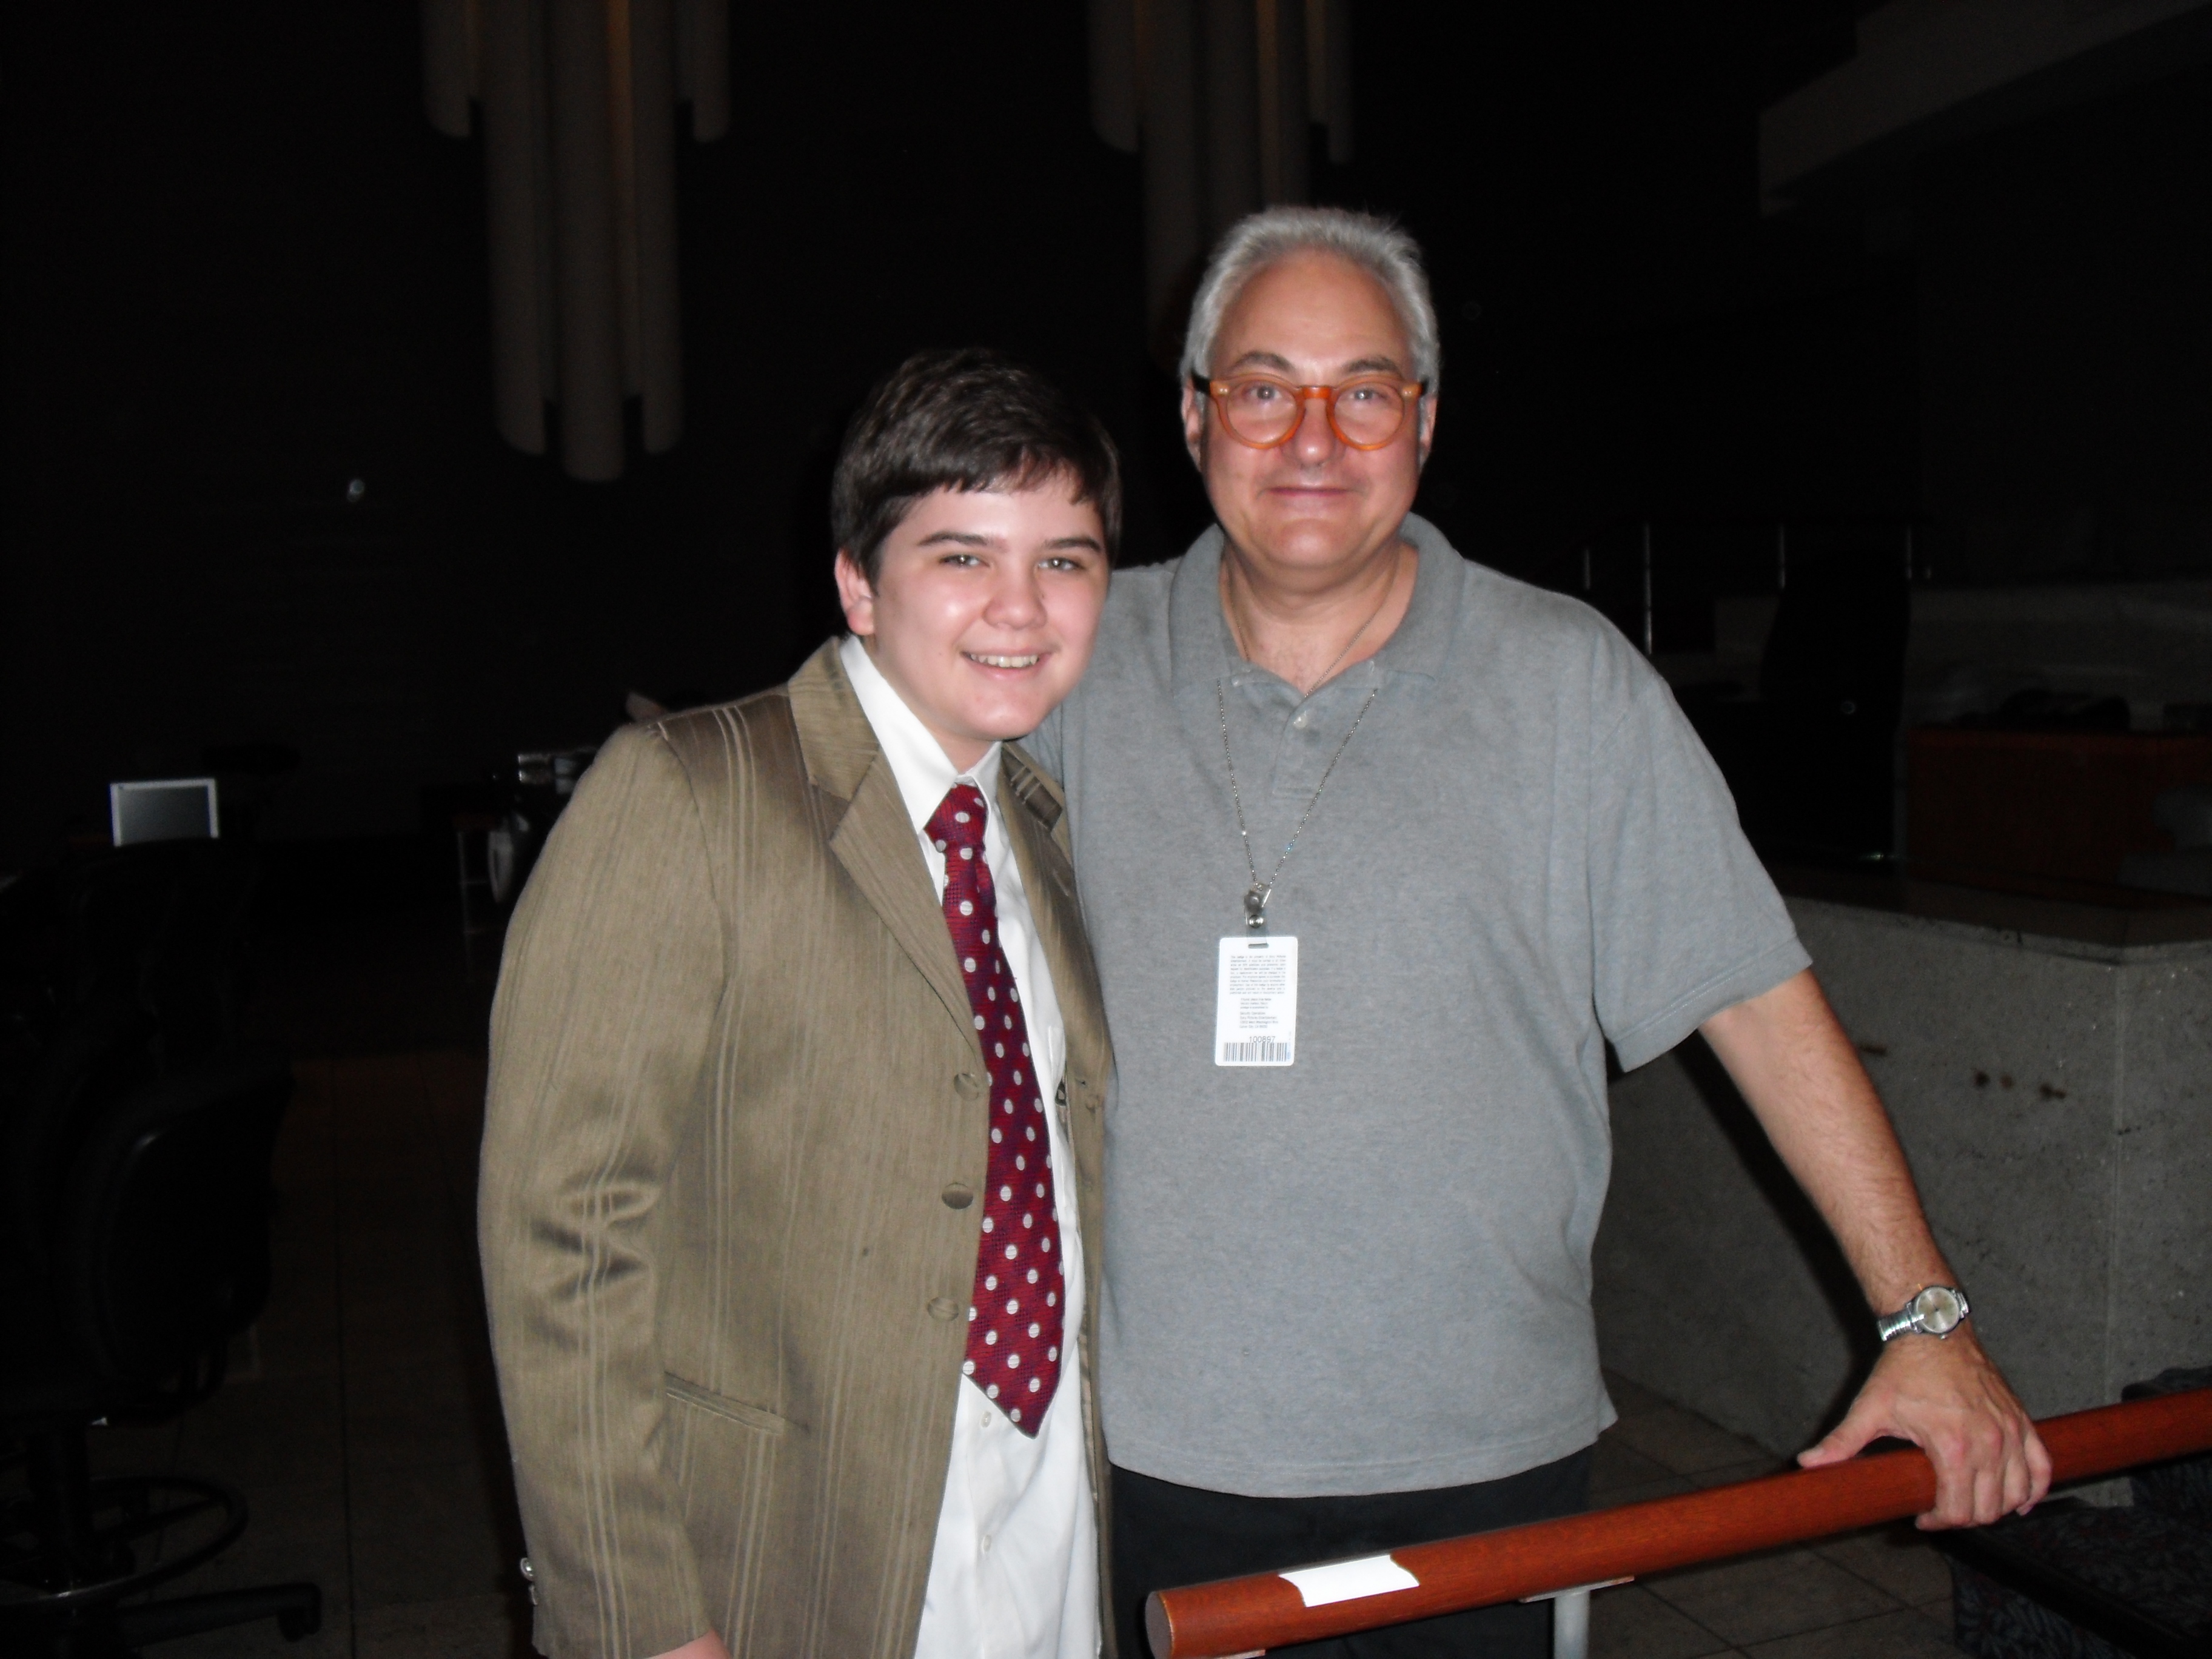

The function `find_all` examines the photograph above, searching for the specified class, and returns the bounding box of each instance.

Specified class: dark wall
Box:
[1916,62,2212,585]
[1343,1,1914,565]
[4,2,1164,858]
[11,2,2199,868]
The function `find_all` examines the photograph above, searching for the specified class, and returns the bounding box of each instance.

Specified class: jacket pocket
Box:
[663,1373,794,1436]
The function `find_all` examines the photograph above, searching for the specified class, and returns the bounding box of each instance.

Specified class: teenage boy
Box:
[480,349,1121,1659]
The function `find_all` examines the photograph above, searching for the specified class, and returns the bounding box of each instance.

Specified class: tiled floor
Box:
[1587,1378,1962,1657]
[87,1047,532,1658]
[58,885,1970,1657]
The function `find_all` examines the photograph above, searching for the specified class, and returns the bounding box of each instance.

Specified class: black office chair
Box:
[0,1044,320,1655]
[0,841,258,1106]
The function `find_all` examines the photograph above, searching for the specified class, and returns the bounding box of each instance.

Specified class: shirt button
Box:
[1293,711,1309,728]
[980,1534,992,1554]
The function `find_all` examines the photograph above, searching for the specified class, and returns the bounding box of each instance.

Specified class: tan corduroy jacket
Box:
[480,641,1115,1659]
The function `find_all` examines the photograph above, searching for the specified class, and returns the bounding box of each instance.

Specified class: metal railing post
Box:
[1551,1586,1588,1659]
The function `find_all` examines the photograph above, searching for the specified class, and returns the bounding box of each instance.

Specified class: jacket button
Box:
[940,1182,974,1209]
[927,1297,960,1321]
[954,1073,982,1098]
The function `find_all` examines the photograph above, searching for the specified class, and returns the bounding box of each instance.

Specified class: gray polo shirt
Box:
[1024,515,1808,1498]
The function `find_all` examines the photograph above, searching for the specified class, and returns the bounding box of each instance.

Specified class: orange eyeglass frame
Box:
[1191,372,1429,451]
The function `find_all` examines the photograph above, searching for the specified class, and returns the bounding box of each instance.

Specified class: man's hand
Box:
[1798,1325,2052,1527]
[1700,970,2053,1530]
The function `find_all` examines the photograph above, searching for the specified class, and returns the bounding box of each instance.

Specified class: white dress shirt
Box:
[839,637,1100,1659]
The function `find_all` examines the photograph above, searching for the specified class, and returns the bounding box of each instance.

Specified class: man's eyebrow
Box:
[1044,534,1106,552]
[1219,349,1409,378]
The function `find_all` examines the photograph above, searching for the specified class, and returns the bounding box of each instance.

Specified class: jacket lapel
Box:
[997,745,1105,1051]
[788,642,980,1057]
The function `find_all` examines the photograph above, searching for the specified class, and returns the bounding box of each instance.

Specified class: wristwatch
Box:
[1877,1284,1969,1342]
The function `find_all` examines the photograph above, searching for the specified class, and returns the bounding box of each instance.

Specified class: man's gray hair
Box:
[1180,207,1441,396]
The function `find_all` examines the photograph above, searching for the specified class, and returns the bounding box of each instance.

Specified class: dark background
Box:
[6,2,2210,865]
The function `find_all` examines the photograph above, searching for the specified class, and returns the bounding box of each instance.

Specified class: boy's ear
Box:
[833,549,877,637]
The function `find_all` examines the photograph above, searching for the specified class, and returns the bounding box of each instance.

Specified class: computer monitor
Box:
[110,777,220,846]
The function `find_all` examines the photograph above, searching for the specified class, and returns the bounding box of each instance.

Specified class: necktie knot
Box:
[927,783,988,857]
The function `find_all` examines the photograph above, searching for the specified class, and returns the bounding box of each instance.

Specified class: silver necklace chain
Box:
[1218,675,1381,930]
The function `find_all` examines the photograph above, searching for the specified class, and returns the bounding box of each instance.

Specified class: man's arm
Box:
[1698,968,2053,1527]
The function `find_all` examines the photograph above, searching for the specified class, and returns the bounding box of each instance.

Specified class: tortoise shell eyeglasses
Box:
[1191,372,1427,451]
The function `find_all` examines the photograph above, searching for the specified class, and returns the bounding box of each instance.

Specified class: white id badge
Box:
[1215,934,1298,1066]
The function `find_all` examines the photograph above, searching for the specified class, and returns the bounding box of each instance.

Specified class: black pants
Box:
[1111,1449,1591,1659]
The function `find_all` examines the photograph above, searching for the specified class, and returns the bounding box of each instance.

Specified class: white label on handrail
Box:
[1279,1554,1421,1607]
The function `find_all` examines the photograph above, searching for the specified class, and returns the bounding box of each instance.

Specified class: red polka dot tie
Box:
[928,783,1063,1436]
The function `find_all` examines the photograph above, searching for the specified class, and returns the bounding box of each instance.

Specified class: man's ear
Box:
[833,549,877,637]
[1415,392,1439,470]
[1181,382,1207,472]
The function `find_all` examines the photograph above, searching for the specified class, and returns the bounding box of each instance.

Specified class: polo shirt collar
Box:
[1168,511,1462,691]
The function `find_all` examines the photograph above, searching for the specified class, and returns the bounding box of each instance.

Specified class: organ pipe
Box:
[421,0,726,478]
[1092,0,1355,340]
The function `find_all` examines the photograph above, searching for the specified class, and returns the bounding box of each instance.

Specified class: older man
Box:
[1024,209,2048,1657]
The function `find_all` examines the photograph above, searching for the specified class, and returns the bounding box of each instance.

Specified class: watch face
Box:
[1912,1285,1965,1335]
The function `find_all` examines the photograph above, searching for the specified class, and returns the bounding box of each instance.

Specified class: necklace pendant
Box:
[1243,884,1271,930]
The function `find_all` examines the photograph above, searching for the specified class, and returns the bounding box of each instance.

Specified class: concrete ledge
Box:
[1595,894,2212,1460]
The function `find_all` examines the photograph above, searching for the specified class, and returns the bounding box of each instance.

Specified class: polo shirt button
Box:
[1293,712,1309,728]
[940,1182,974,1209]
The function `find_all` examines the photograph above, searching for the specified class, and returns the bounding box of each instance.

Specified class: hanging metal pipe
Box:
[480,0,548,454]
[1312,0,1353,163]
[547,0,625,480]
[1201,0,1261,239]
[1641,521,1654,655]
[1088,0,1139,152]
[681,0,729,140]
[1257,0,1309,205]
[1140,0,1203,341]
[421,0,477,137]
[629,0,683,451]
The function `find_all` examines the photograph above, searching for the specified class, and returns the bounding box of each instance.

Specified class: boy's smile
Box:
[836,479,1111,770]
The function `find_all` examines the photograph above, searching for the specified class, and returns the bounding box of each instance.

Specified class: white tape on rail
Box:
[1278,1553,1421,1607]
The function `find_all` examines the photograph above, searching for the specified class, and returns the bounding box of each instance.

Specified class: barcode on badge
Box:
[1220,1037,1292,1064]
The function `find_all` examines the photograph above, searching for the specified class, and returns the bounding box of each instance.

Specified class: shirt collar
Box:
[1168,511,1462,691]
[839,634,1003,836]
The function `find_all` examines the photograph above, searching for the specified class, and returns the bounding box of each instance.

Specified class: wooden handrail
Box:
[1145,1388,2212,1658]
